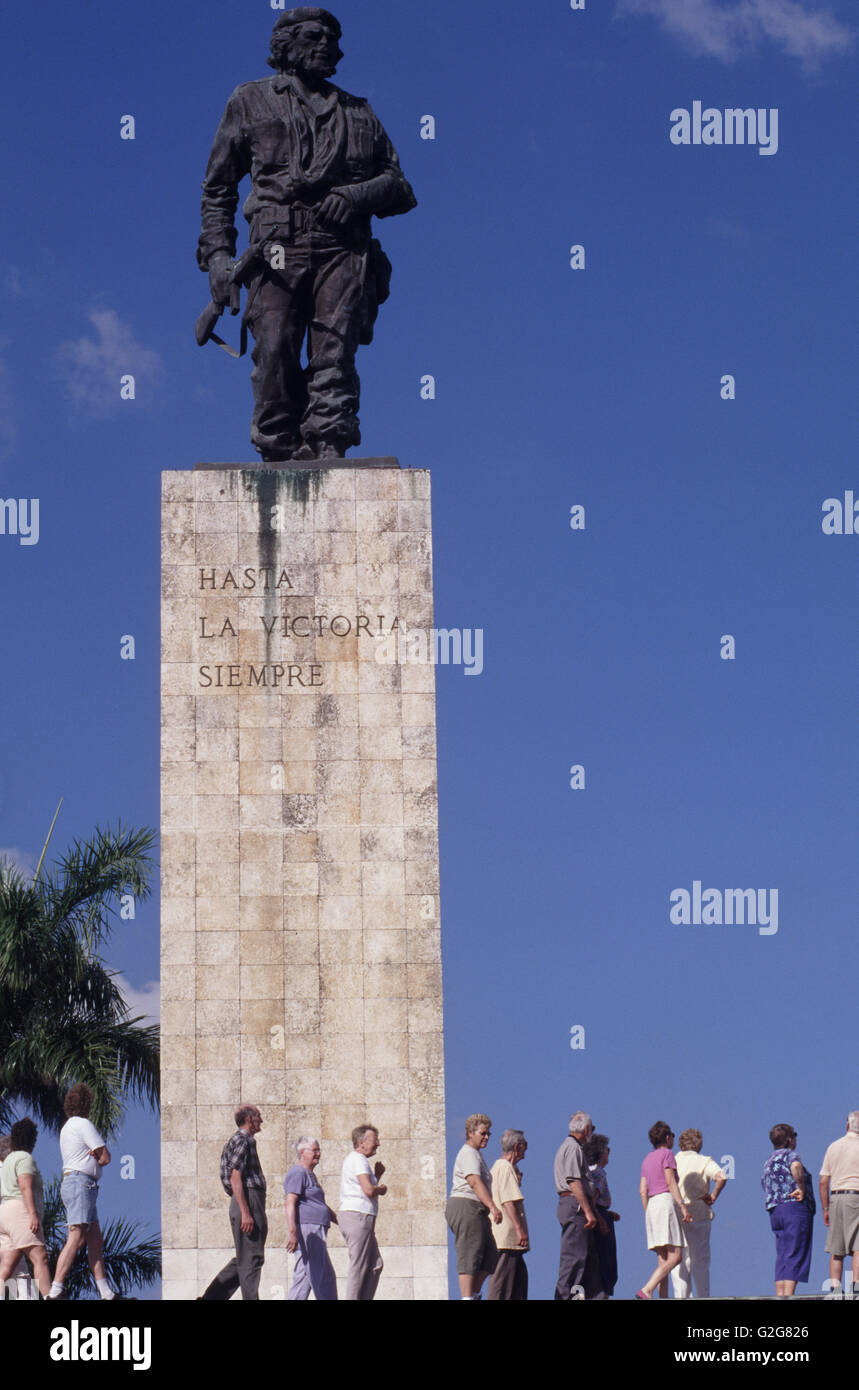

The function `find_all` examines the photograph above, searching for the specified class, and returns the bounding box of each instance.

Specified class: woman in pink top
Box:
[636,1121,692,1300]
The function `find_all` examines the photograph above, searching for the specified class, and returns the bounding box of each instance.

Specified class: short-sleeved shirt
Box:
[0,1152,45,1219]
[450,1143,491,1202]
[219,1130,266,1196]
[490,1158,528,1251]
[554,1136,592,1203]
[819,1133,859,1191]
[60,1117,106,1181]
[762,1149,803,1210]
[283,1164,330,1227]
[340,1150,378,1215]
[675,1151,725,1221]
[588,1163,612,1209]
[641,1147,678,1198]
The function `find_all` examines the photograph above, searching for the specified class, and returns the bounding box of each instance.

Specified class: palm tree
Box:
[39,1178,160,1299]
[0,823,159,1136]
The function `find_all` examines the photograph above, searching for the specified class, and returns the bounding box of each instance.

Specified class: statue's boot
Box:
[293,437,348,461]
[257,438,302,462]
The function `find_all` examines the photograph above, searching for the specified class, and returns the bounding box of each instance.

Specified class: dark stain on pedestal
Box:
[240,468,320,665]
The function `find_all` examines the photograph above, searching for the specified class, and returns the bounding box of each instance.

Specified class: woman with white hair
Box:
[284,1137,338,1300]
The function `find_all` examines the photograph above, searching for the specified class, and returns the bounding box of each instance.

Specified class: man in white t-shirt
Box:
[48,1083,114,1301]
[339,1124,387,1300]
[670,1128,727,1299]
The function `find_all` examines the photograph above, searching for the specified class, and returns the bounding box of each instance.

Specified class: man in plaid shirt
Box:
[200,1105,268,1300]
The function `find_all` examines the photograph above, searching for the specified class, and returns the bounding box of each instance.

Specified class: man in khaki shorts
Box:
[819,1110,859,1295]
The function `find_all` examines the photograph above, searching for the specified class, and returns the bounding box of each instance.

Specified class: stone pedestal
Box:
[160,463,448,1300]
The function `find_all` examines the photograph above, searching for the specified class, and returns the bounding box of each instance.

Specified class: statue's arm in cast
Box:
[330,107,417,219]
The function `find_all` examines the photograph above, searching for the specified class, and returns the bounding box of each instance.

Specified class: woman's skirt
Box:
[769,1200,813,1283]
[645,1191,684,1250]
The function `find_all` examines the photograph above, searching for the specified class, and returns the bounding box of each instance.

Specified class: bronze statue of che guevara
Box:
[196,8,416,461]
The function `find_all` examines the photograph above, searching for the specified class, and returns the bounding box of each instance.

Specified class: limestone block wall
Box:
[160,465,448,1299]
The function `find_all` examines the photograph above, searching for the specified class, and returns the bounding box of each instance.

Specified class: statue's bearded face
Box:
[287,21,342,79]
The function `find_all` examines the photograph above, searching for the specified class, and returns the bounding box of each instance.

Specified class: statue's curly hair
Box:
[268,9,343,74]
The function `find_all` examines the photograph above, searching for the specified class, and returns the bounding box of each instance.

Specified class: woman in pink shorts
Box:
[0,1118,51,1298]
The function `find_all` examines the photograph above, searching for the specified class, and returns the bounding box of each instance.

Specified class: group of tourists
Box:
[199,1107,386,1301]
[445,1110,622,1301]
[446,1108,859,1300]
[206,1101,858,1301]
[5,1088,857,1300]
[0,1084,119,1300]
[635,1110,859,1300]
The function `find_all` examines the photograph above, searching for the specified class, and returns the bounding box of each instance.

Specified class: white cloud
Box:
[616,0,852,68]
[57,309,162,416]
[116,975,160,1027]
[0,847,35,878]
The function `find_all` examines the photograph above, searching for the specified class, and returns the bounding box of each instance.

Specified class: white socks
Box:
[49,1277,115,1299]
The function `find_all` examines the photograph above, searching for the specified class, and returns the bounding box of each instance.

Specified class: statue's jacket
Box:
[197,72,416,270]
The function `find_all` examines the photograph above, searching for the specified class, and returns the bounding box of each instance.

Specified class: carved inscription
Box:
[195,567,401,690]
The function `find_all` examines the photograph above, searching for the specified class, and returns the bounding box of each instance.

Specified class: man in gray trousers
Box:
[200,1105,268,1300]
[554,1110,607,1300]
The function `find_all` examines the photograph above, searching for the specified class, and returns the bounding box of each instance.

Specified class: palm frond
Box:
[0,822,159,1134]
[0,1017,159,1135]
[39,824,157,952]
[95,1217,162,1295]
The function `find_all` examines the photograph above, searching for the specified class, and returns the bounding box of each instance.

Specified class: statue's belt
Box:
[263,203,317,236]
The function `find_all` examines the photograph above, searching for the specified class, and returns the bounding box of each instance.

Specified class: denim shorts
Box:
[60,1171,99,1226]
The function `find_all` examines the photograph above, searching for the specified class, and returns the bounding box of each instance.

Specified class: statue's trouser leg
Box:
[246,261,312,458]
[303,244,364,449]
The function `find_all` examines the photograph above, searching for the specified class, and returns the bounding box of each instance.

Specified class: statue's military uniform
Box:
[198,73,415,458]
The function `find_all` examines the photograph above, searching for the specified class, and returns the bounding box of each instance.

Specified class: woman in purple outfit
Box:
[284,1136,339,1300]
[761,1123,815,1296]
[636,1121,692,1300]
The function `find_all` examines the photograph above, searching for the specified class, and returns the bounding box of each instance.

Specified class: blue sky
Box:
[1,0,856,1299]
